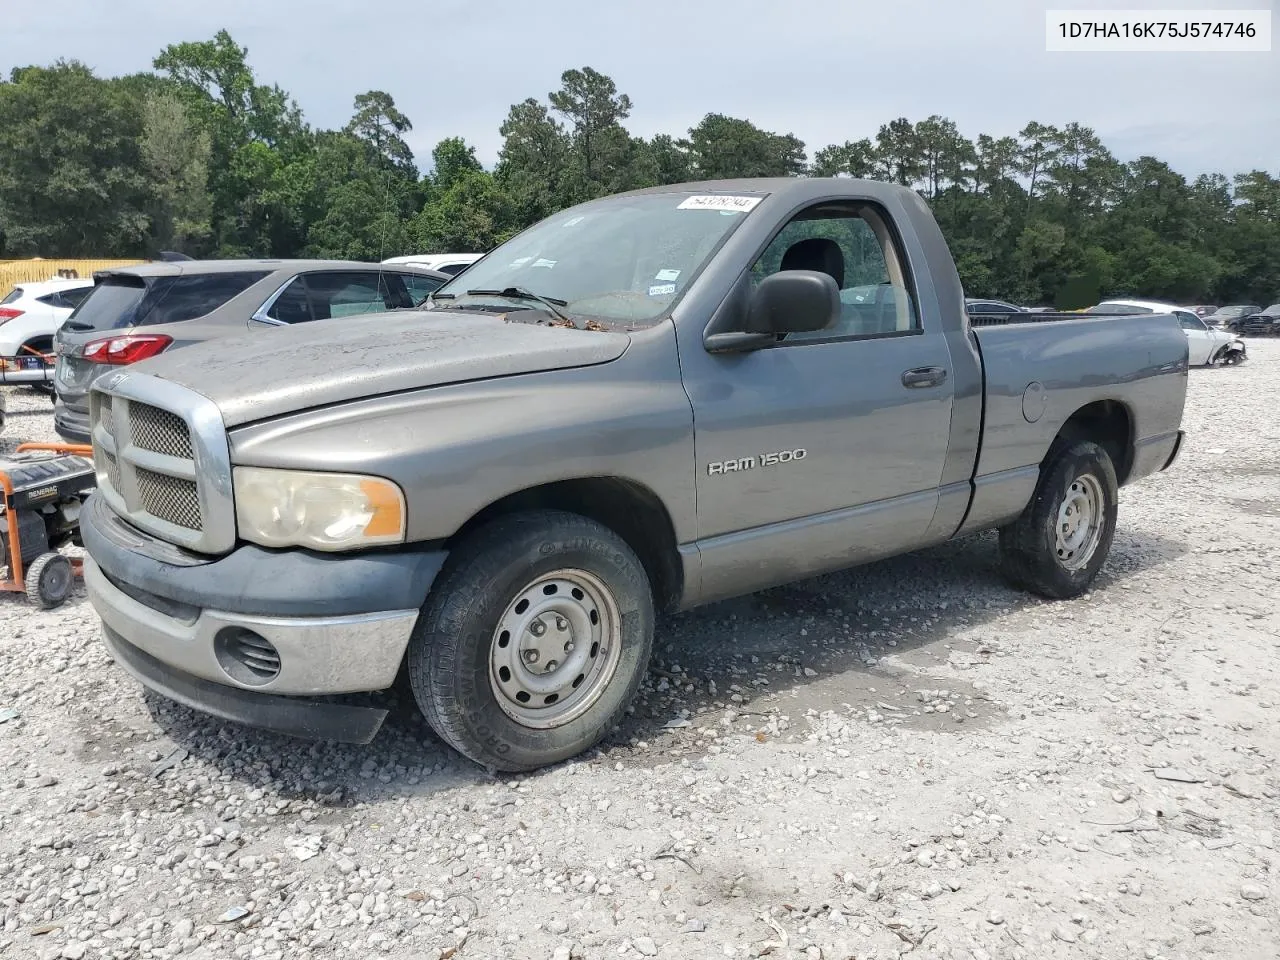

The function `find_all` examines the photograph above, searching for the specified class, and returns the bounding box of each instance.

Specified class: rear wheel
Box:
[998,441,1118,599]
[408,510,655,771]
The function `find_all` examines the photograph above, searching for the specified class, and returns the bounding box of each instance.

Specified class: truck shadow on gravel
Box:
[140,525,1186,801]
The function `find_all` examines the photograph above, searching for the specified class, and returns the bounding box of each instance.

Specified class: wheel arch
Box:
[1049,399,1135,486]
[448,477,684,613]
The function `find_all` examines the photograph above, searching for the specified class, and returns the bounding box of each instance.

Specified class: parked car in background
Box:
[53,260,448,442]
[965,298,1026,315]
[1186,305,1219,320]
[1205,305,1263,332]
[383,253,484,277]
[1,277,95,368]
[1090,299,1246,365]
[1240,304,1280,336]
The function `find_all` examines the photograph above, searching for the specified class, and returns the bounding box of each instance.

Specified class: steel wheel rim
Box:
[489,568,623,729]
[1055,473,1105,571]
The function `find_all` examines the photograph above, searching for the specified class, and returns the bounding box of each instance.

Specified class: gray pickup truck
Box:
[79,178,1189,772]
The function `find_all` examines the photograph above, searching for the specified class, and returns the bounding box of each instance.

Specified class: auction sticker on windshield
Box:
[677,195,762,212]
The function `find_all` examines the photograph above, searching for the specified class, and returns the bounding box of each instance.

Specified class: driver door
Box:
[678,201,956,601]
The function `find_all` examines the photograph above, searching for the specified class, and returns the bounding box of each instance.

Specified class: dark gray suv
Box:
[53,259,447,442]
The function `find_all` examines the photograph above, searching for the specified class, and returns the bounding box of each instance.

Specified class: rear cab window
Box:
[66,271,271,331]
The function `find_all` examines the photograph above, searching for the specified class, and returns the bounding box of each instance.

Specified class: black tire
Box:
[408,510,655,772]
[998,440,1118,600]
[25,552,74,609]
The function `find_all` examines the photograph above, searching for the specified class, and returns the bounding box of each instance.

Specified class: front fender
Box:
[225,324,698,546]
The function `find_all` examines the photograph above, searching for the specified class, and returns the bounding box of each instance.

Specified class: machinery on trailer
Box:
[1,443,95,608]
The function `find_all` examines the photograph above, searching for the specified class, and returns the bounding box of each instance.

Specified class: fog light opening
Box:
[214,627,281,686]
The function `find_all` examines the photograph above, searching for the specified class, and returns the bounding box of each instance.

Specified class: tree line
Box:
[1,29,1276,307]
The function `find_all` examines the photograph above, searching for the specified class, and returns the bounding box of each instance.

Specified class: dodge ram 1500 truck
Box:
[79,178,1189,772]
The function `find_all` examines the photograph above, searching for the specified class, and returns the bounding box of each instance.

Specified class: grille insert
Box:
[129,401,194,459]
[135,466,202,531]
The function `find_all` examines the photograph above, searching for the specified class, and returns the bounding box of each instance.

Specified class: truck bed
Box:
[959,310,1189,533]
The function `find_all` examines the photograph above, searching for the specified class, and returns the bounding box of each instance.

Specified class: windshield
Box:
[430,191,765,327]
[1265,304,1280,314]
[1211,306,1247,318]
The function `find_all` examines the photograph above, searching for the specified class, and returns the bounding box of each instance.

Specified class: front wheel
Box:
[998,440,1119,599]
[408,510,655,771]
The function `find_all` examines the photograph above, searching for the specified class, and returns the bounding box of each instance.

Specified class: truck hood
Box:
[133,309,631,427]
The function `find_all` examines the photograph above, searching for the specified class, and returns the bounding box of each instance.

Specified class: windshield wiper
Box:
[463,287,577,326]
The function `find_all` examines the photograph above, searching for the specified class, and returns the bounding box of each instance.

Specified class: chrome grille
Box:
[135,466,202,531]
[98,394,115,437]
[129,401,194,460]
[96,449,122,493]
[88,373,235,554]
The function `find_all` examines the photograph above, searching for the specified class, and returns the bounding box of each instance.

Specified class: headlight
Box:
[233,467,406,551]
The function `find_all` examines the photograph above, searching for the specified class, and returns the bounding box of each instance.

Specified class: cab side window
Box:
[749,203,919,341]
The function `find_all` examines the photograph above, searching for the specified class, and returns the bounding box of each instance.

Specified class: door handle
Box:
[901,366,948,388]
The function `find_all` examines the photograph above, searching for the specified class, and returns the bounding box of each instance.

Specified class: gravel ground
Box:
[1,344,1277,960]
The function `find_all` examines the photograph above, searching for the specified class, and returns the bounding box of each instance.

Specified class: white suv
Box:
[1,277,95,365]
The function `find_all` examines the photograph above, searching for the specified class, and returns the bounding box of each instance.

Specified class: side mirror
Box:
[704,270,841,353]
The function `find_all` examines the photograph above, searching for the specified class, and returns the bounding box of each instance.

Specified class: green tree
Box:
[414,169,512,253]
[0,62,151,256]
[140,91,212,253]
[642,134,692,184]
[811,138,879,179]
[684,113,807,179]
[1017,122,1061,209]
[873,118,924,188]
[495,98,570,226]
[153,29,309,255]
[431,137,484,192]
[548,67,634,200]
[345,90,415,172]
[1045,122,1117,220]
[971,134,1020,194]
[914,115,974,197]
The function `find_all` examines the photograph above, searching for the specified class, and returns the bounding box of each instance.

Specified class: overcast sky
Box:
[3,0,1276,180]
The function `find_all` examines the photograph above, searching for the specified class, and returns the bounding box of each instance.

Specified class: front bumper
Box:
[80,492,448,742]
[84,555,420,696]
[101,624,392,744]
